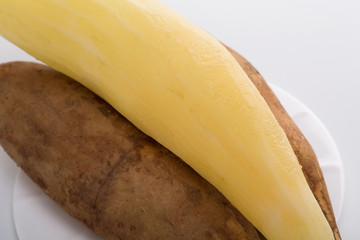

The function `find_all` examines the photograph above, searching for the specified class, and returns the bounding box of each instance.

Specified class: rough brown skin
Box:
[225,45,340,240]
[0,55,340,239]
[0,62,263,240]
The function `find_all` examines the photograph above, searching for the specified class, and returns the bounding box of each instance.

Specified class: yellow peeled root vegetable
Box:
[0,0,333,239]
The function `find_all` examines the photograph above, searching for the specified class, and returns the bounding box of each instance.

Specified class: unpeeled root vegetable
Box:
[0,0,334,239]
[0,61,339,239]
[0,62,264,240]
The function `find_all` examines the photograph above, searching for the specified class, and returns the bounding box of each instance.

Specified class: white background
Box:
[1,0,359,239]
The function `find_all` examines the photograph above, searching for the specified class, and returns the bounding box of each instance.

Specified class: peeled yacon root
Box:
[0,62,264,240]
[225,45,341,240]
[0,1,334,238]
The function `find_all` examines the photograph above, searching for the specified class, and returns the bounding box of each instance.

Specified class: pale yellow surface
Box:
[0,0,334,239]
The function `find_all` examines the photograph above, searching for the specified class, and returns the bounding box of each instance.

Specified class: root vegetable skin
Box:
[0,59,340,239]
[0,62,264,240]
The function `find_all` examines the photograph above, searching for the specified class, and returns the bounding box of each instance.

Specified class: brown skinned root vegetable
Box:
[0,59,339,239]
[0,61,264,240]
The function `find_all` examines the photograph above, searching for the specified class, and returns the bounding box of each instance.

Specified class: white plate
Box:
[12,84,344,240]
